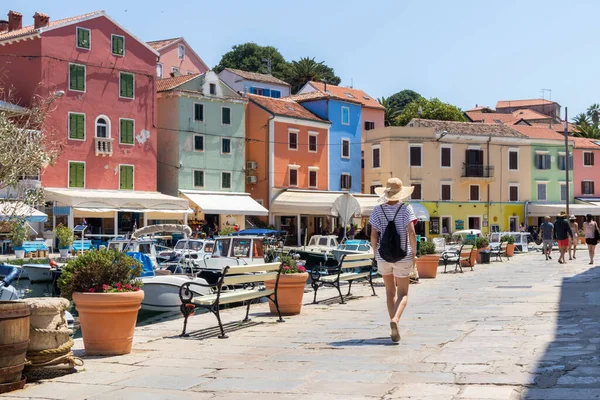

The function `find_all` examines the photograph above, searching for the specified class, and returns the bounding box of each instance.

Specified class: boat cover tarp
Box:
[126,252,155,277]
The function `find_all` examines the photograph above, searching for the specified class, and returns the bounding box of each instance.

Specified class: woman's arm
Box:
[407,221,417,259]
[370,227,378,255]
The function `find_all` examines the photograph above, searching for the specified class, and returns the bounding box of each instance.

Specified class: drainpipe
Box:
[525,201,529,229]
[487,136,491,234]
[267,114,275,226]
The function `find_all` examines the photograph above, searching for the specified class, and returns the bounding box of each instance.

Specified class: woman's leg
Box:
[391,276,410,323]
[588,244,594,264]
[573,239,577,259]
[382,274,397,320]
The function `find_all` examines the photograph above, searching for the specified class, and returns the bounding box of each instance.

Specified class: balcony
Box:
[461,163,495,182]
[95,137,114,156]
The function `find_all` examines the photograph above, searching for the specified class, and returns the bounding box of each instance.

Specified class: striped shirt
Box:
[369,203,417,263]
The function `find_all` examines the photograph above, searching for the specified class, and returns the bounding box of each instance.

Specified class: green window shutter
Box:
[222,173,231,189]
[222,108,231,125]
[194,170,204,187]
[69,162,84,188]
[194,135,203,151]
[120,74,134,98]
[120,165,133,190]
[120,119,134,144]
[69,65,85,91]
[112,36,124,55]
[77,28,89,49]
[69,114,85,139]
[222,138,231,153]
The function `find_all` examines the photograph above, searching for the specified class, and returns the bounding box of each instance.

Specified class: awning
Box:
[180,190,268,216]
[44,188,190,213]
[0,202,47,222]
[409,202,430,221]
[527,202,600,217]
[271,190,383,217]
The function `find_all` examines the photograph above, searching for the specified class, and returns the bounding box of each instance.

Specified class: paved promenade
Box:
[6,249,600,399]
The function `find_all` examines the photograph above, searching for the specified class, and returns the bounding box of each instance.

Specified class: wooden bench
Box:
[442,244,475,273]
[490,242,509,262]
[71,240,92,253]
[22,241,48,258]
[178,262,283,339]
[310,253,376,304]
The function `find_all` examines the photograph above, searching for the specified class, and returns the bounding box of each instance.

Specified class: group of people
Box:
[539,212,600,265]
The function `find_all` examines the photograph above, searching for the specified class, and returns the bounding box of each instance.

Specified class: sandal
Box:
[390,321,400,342]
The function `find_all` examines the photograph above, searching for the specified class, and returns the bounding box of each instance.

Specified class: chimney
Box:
[8,10,22,32]
[0,20,8,33]
[33,12,50,29]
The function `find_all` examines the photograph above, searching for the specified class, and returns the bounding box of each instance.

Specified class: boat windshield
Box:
[108,242,121,251]
[358,245,370,251]
[344,245,358,251]
[138,243,152,254]
[308,237,318,246]
[204,243,214,253]
[232,238,251,257]
[318,237,329,246]
[213,239,230,258]
[175,241,204,251]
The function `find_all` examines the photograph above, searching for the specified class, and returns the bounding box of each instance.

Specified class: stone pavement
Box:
[6,249,600,399]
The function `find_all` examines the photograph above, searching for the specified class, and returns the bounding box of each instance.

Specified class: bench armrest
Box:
[178,280,216,304]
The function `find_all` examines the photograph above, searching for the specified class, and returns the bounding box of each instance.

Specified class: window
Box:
[172,67,179,74]
[68,112,85,140]
[119,119,134,144]
[584,152,595,167]
[365,121,375,130]
[372,145,381,168]
[222,107,231,125]
[250,87,263,95]
[221,172,232,189]
[119,73,134,99]
[508,149,519,171]
[441,184,451,201]
[341,173,352,190]
[76,27,90,50]
[111,35,124,56]
[308,133,317,152]
[288,131,298,150]
[178,44,185,59]
[535,153,551,170]
[429,217,440,235]
[271,90,281,98]
[342,139,350,159]
[119,165,133,190]
[411,183,422,200]
[410,145,422,167]
[68,162,85,188]
[537,183,547,201]
[69,64,85,92]
[509,184,519,202]
[194,103,204,121]
[221,138,231,154]
[442,217,452,234]
[289,168,298,187]
[582,181,595,195]
[209,83,216,95]
[558,153,573,170]
[232,239,251,258]
[469,185,480,201]
[370,183,382,194]
[309,169,318,188]
[193,170,204,188]
[341,106,350,125]
[468,217,481,230]
[441,146,451,168]
[156,63,163,78]
[95,117,109,138]
[560,184,567,201]
[194,135,204,152]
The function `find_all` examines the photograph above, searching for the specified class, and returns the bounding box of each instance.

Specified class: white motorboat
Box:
[108,237,159,267]
[22,263,54,283]
[195,235,267,272]
[158,239,214,263]
[0,264,19,301]
[284,235,339,268]
[140,274,211,312]
[331,240,373,262]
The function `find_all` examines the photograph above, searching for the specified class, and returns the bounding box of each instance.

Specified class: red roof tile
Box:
[528,122,577,133]
[511,125,565,140]
[0,11,102,42]
[305,81,384,110]
[156,74,200,92]
[465,111,519,124]
[223,68,290,87]
[248,94,328,123]
[496,98,557,109]
[572,136,600,149]
[511,109,552,121]
[147,37,181,50]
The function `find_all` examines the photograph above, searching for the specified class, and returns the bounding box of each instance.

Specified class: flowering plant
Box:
[58,249,143,300]
[278,254,307,275]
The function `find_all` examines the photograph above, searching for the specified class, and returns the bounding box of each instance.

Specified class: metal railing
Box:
[462,163,494,178]
[95,137,114,156]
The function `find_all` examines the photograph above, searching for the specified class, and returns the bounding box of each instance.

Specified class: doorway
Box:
[509,216,519,232]
[468,216,481,230]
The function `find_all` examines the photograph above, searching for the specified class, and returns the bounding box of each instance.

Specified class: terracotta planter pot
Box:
[580,237,586,245]
[265,272,308,316]
[461,250,477,267]
[416,254,440,279]
[73,290,144,356]
[506,243,515,257]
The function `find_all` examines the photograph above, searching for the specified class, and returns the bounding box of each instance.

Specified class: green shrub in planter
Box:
[419,241,436,255]
[475,237,490,249]
[9,221,28,248]
[218,226,236,236]
[54,224,74,249]
[500,235,515,244]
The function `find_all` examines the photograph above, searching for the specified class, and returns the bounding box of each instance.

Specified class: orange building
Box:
[245,94,330,239]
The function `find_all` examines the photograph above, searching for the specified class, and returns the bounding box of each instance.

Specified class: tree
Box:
[587,104,600,125]
[573,113,590,126]
[286,57,341,94]
[214,43,289,81]
[396,97,467,126]
[573,122,600,139]
[388,90,422,114]
[378,96,401,127]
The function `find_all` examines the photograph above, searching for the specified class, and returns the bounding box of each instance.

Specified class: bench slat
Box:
[339,259,373,269]
[341,253,374,262]
[222,272,278,286]
[225,262,281,275]
[320,272,371,283]
[192,288,274,306]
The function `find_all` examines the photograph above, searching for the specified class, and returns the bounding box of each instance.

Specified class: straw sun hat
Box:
[375,178,414,203]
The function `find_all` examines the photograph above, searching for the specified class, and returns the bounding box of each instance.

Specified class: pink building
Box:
[572,137,600,199]
[0,10,188,235]
[147,37,208,78]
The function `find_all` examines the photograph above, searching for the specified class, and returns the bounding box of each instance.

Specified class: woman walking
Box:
[569,215,578,260]
[583,214,599,265]
[370,178,417,343]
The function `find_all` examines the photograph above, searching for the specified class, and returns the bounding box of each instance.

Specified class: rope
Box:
[27,338,74,356]
[26,337,83,370]
[31,327,73,335]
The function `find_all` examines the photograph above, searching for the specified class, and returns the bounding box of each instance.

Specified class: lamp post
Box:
[564,107,569,216]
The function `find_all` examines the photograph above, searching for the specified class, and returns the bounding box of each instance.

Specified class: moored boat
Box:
[331,240,373,262]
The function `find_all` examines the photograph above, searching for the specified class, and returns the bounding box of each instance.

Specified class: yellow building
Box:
[364,119,531,237]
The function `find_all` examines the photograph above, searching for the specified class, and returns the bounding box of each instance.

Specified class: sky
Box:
[3,0,598,118]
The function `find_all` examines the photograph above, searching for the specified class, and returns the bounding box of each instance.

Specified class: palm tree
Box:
[587,104,600,125]
[287,57,327,94]
[379,96,401,126]
[573,122,600,139]
[573,113,590,126]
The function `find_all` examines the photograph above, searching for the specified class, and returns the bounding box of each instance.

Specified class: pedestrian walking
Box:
[538,216,554,260]
[569,215,578,260]
[554,211,573,264]
[369,178,417,343]
[583,214,599,265]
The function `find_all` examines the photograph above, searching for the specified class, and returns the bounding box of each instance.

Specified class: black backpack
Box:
[378,204,407,262]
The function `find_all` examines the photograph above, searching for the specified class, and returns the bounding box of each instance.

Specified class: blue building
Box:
[292,91,362,193]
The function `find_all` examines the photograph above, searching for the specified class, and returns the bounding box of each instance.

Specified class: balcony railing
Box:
[462,163,494,178]
[95,137,114,156]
